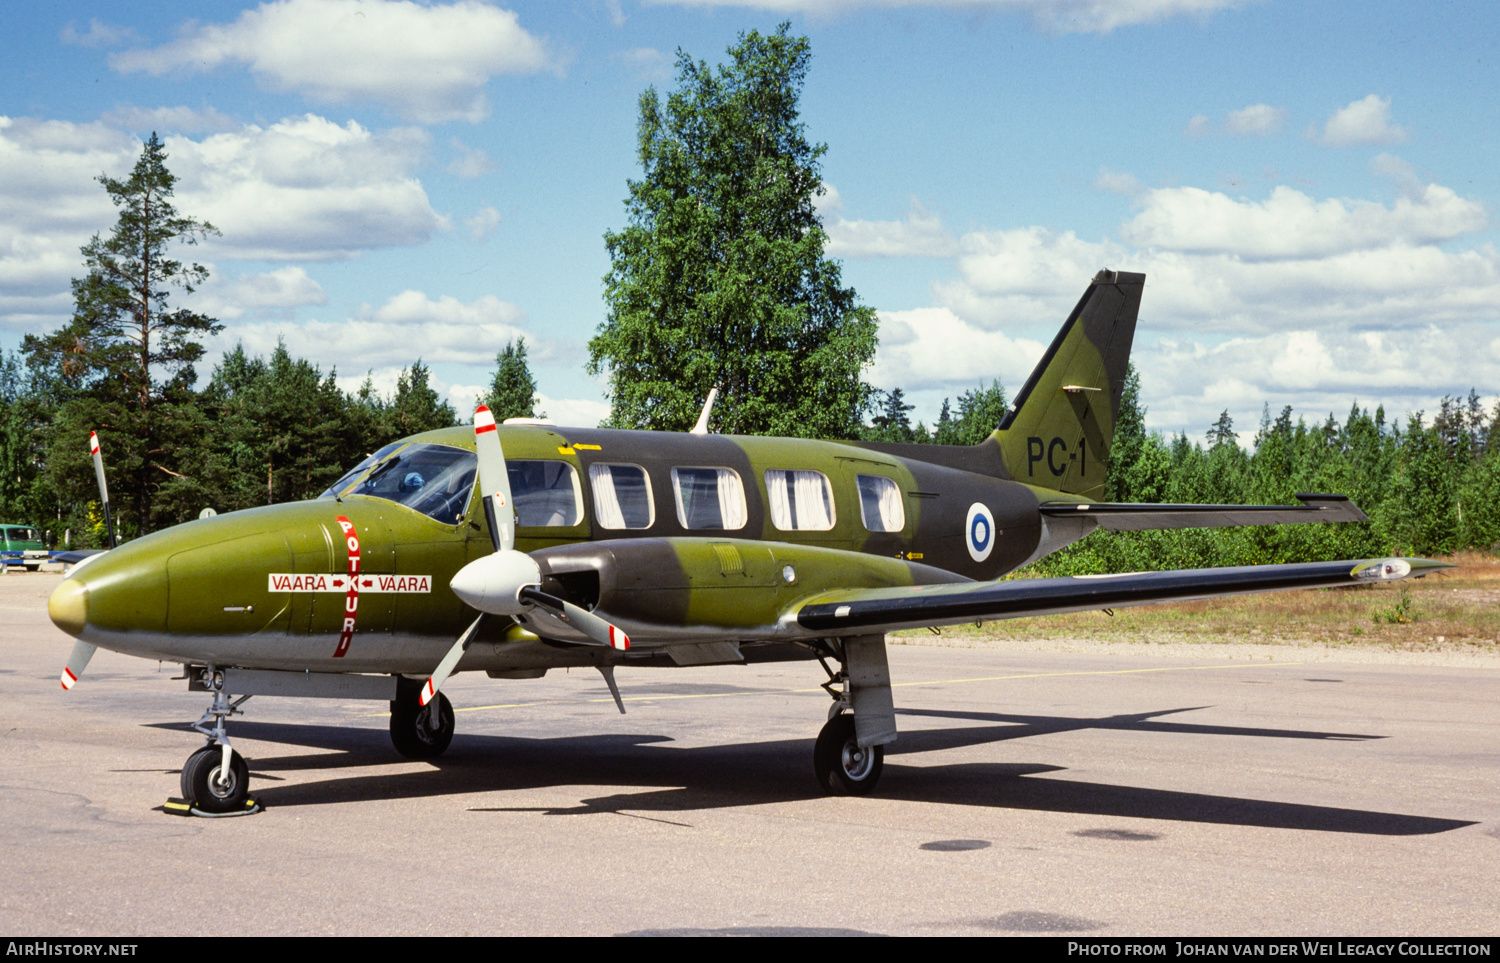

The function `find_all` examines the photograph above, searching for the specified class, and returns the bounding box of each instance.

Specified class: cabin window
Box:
[764,470,836,532]
[671,468,747,530]
[857,474,905,533]
[507,460,583,527]
[341,443,477,524]
[590,463,654,530]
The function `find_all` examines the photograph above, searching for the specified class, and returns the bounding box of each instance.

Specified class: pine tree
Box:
[24,132,222,534]
[386,361,457,438]
[482,338,540,421]
[590,24,877,438]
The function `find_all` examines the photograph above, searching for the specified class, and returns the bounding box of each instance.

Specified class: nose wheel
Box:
[182,745,250,813]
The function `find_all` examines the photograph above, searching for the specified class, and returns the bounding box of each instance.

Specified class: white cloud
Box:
[825,199,959,258]
[167,115,447,261]
[815,182,845,217]
[869,307,1047,393]
[1120,183,1486,260]
[876,167,1499,435]
[0,113,448,332]
[1185,103,1285,136]
[465,206,502,241]
[647,0,1243,34]
[1093,168,1143,195]
[186,267,329,320]
[447,139,497,178]
[1136,326,1500,439]
[1223,103,1284,135]
[535,393,612,428]
[111,0,556,124]
[218,290,545,374]
[0,118,137,306]
[60,19,139,48]
[1316,94,1408,148]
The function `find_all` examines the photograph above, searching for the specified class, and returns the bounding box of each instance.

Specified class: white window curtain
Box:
[589,464,626,530]
[765,470,834,531]
[716,468,747,530]
[857,474,905,532]
[766,471,792,530]
[793,471,833,530]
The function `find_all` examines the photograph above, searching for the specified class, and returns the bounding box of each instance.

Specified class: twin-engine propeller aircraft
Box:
[49,270,1447,812]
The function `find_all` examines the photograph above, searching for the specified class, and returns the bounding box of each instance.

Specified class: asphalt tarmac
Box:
[1,572,1496,936]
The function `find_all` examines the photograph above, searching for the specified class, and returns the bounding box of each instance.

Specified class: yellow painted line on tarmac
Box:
[357,660,1301,717]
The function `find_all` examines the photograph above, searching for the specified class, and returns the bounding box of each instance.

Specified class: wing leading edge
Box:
[796,557,1450,635]
[1038,493,1368,532]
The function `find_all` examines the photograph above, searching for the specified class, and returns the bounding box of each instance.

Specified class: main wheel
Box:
[390,680,454,759]
[182,745,250,813]
[813,713,884,796]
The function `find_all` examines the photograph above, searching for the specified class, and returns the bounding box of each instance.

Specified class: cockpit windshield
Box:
[322,443,477,525]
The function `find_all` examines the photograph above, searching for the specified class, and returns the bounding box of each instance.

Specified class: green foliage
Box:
[482,338,540,421]
[1028,396,1495,576]
[1372,587,1417,624]
[23,133,222,535]
[590,24,877,438]
[386,361,458,439]
[932,381,1009,447]
[866,388,915,442]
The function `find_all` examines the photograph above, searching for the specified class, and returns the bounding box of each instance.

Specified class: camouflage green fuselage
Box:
[60,423,1081,674]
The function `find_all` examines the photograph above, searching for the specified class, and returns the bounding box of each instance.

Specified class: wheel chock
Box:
[163,796,263,818]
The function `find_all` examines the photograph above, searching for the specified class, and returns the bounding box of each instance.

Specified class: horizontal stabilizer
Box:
[796,557,1449,635]
[1038,493,1368,532]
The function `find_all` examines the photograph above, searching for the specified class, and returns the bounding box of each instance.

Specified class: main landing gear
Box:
[390,675,454,759]
[812,635,897,796]
[179,669,254,814]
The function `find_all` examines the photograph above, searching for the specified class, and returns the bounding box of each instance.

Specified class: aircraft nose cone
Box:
[48,579,87,637]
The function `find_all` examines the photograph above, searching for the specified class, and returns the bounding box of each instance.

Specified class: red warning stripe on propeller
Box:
[88,432,100,457]
[474,405,497,434]
[609,625,630,651]
[61,667,78,690]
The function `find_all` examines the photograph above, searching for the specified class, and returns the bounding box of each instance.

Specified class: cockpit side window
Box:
[336,443,477,525]
[320,442,406,500]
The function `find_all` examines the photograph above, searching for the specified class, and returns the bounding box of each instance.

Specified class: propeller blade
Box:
[472,406,515,553]
[89,431,115,550]
[419,615,486,707]
[61,640,96,691]
[518,587,630,651]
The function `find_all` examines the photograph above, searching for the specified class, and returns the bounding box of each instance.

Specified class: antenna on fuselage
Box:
[690,388,718,435]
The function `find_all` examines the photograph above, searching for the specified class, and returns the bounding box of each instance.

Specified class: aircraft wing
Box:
[794,557,1448,635]
[1039,493,1368,531]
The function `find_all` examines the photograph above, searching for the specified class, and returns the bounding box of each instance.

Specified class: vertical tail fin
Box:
[992,269,1143,498]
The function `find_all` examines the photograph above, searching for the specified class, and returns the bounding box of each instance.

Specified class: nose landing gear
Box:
[174,669,259,816]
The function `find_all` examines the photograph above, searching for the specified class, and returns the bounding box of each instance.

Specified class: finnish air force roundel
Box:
[966,502,996,562]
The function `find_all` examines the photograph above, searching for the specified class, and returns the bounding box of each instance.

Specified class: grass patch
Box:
[895,552,1499,653]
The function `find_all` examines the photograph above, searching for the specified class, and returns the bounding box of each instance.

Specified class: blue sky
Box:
[3,0,1498,441]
